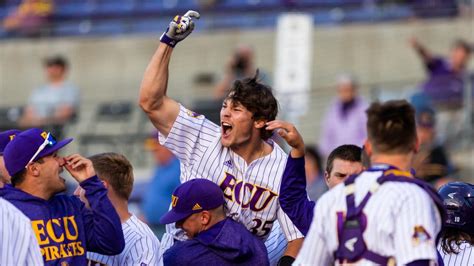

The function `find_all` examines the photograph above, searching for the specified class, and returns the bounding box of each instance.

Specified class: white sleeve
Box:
[125,236,161,266]
[24,226,44,266]
[0,199,43,266]
[159,105,220,178]
[394,186,442,265]
[158,229,184,262]
[276,205,303,242]
[294,200,333,266]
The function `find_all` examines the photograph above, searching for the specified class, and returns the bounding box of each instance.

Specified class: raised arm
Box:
[139,10,200,137]
[409,37,433,63]
[266,120,315,236]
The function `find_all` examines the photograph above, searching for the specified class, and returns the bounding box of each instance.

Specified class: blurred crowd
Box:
[0,7,473,266]
[0,0,468,38]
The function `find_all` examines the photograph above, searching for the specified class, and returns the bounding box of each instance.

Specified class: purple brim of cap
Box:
[39,138,74,158]
[160,209,196,225]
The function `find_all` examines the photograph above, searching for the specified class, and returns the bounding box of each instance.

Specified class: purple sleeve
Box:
[278,155,316,236]
[80,175,125,255]
[425,57,446,74]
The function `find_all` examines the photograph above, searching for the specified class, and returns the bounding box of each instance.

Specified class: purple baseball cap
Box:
[0,129,21,155]
[3,128,73,176]
[160,179,225,224]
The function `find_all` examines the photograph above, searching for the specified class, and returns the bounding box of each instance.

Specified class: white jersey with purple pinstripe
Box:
[158,105,302,258]
[0,197,43,266]
[87,215,161,266]
[294,170,442,265]
[438,241,474,266]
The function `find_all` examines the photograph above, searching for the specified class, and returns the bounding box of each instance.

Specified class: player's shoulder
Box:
[315,182,345,211]
[179,104,204,118]
[355,169,434,202]
[163,239,202,264]
[0,197,15,209]
[177,103,220,130]
[125,216,160,245]
[264,139,287,163]
[271,139,287,155]
[381,179,433,202]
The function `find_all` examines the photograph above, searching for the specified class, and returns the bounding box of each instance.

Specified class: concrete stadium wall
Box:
[0,17,472,143]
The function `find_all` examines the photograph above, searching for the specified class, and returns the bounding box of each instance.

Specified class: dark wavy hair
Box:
[440,227,474,255]
[226,70,278,140]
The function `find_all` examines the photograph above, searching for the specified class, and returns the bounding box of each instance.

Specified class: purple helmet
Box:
[438,182,474,235]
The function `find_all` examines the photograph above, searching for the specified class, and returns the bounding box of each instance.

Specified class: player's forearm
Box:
[139,43,173,113]
[284,238,304,258]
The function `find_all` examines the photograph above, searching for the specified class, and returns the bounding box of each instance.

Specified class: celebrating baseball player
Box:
[139,10,303,264]
[294,100,445,265]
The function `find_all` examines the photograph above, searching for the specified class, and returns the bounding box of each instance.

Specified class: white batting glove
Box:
[160,10,200,48]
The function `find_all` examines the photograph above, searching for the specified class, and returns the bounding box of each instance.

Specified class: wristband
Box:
[277,255,295,266]
[160,31,177,48]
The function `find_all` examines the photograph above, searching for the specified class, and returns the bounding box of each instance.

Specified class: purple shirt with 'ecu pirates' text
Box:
[0,176,125,266]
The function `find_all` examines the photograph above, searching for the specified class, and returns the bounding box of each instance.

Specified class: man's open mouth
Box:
[222,122,233,136]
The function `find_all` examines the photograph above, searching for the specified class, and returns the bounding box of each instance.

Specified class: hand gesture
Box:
[409,36,419,49]
[160,10,200,47]
[64,154,96,183]
[266,120,305,158]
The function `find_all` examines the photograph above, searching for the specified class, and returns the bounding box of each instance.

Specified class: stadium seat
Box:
[0,106,23,132]
[78,101,140,155]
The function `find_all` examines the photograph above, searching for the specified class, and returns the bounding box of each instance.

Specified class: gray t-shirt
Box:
[28,82,79,118]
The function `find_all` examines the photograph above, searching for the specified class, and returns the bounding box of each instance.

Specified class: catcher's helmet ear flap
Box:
[438,182,474,235]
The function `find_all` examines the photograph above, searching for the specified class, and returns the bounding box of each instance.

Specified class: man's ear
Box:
[101,180,109,189]
[414,137,420,153]
[324,171,330,184]
[27,163,41,177]
[201,211,211,225]
[364,139,372,157]
[254,119,266,129]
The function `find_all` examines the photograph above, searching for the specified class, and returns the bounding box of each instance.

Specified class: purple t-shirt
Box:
[0,176,125,265]
[422,57,465,103]
[319,97,368,157]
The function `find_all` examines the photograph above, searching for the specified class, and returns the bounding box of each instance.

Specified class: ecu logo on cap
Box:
[171,195,179,208]
[41,131,48,139]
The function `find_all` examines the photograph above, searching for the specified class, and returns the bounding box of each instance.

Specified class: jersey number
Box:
[251,218,274,237]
